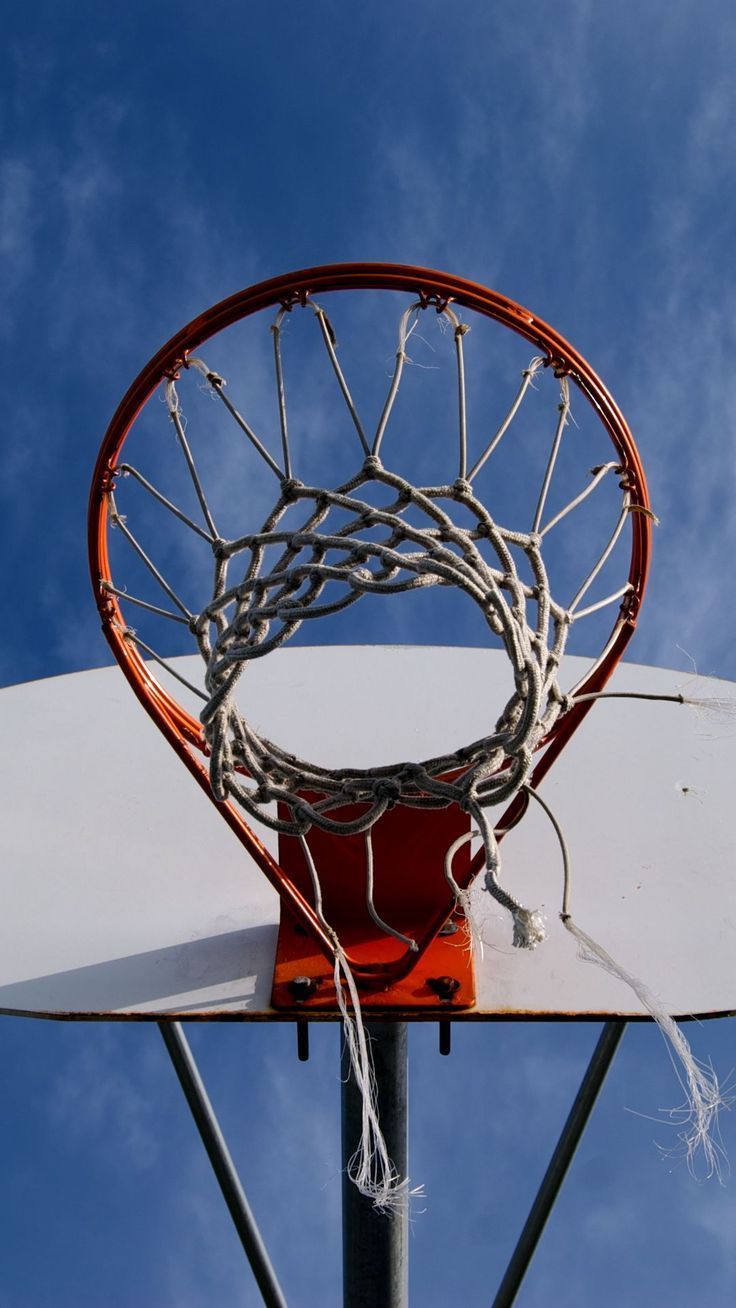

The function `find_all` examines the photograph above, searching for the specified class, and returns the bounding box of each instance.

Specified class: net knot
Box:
[373,779,402,804]
[289,803,312,830]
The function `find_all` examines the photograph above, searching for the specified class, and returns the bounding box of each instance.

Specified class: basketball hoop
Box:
[90,264,662,1205]
[90,265,651,992]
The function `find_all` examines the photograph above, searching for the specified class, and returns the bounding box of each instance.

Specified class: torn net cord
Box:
[522,782,730,1180]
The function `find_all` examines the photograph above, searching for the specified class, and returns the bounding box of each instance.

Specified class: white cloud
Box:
[0,159,35,281]
[48,1027,161,1171]
[683,1180,736,1273]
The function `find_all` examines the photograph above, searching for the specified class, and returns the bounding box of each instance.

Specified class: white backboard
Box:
[1,647,733,1020]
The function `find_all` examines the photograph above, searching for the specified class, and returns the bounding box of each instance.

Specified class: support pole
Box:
[491,1019,627,1308]
[341,1022,409,1308]
[159,1021,288,1308]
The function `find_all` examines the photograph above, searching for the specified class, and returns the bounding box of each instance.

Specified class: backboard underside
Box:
[1,648,733,1021]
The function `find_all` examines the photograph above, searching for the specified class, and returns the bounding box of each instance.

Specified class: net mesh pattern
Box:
[196,459,568,842]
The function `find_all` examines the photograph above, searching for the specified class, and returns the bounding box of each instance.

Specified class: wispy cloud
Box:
[0,159,36,303]
[48,1027,161,1171]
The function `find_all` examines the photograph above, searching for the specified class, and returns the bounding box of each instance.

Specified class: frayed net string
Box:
[683,696,736,724]
[522,783,731,1179]
[445,827,547,951]
[571,689,736,723]
[297,836,417,1210]
[333,945,420,1212]
[561,917,730,1179]
[443,830,486,961]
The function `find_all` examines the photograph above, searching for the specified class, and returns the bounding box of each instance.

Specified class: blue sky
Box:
[2,2,736,1304]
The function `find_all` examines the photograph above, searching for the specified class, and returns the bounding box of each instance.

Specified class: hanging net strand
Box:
[297,833,416,1210]
[517,780,731,1180]
[467,356,546,482]
[444,827,546,951]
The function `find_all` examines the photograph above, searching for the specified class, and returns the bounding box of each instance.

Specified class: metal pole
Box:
[341,1021,409,1308]
[491,1019,627,1308]
[158,1021,289,1308]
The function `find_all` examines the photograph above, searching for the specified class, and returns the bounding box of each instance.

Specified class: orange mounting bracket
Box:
[271,800,477,1013]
